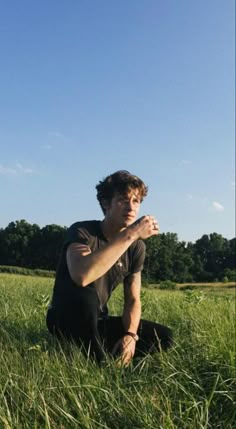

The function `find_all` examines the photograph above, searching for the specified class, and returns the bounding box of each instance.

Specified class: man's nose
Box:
[125,200,133,210]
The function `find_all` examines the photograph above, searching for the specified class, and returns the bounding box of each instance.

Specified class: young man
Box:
[46,170,173,365]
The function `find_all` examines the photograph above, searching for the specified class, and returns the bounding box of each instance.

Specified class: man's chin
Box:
[123,218,136,227]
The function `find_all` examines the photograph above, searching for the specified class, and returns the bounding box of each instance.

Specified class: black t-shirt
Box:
[51,220,145,316]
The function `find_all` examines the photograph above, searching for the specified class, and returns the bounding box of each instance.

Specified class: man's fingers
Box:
[152,220,159,231]
[114,351,132,368]
[121,350,133,366]
[77,244,91,251]
[112,337,135,367]
[76,244,92,256]
[143,216,159,235]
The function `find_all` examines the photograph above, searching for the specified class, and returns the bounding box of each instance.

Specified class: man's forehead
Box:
[115,189,141,199]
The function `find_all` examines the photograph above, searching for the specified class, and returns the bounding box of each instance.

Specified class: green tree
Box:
[173,241,193,283]
[1,220,40,267]
[35,224,66,270]
[193,233,230,281]
[144,233,179,282]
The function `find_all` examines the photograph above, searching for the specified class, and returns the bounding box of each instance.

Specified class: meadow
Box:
[0,274,235,429]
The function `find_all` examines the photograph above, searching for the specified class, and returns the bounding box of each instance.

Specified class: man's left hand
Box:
[111,335,136,366]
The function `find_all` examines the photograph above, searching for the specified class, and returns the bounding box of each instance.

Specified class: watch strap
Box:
[124,331,139,341]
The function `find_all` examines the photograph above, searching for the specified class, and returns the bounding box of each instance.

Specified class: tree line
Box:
[0,219,235,283]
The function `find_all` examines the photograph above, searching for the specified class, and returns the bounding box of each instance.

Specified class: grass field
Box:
[0,274,235,429]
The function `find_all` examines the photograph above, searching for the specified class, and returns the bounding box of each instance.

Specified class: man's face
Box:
[104,190,141,227]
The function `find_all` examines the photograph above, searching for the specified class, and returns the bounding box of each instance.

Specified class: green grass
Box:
[0,274,235,429]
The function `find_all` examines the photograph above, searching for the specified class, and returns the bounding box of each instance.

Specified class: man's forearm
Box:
[122,299,141,334]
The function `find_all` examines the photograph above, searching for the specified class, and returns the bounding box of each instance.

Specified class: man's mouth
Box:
[123,213,135,220]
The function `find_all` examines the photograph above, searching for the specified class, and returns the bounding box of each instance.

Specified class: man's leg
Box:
[98,316,173,357]
[136,318,173,355]
[46,287,106,363]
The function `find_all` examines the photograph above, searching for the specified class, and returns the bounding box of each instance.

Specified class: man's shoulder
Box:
[69,220,100,231]
[65,220,101,243]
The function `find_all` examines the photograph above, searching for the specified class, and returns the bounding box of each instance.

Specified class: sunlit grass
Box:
[0,274,235,428]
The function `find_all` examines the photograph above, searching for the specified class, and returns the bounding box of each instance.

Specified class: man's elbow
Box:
[69,270,91,287]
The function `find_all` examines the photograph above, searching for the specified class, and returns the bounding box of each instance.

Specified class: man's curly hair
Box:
[96,170,148,214]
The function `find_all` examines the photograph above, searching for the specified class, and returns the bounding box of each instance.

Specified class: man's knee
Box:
[162,326,173,350]
[138,320,174,353]
[46,287,100,336]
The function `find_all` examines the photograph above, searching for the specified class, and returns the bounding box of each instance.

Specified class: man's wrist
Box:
[124,331,139,341]
[125,223,140,242]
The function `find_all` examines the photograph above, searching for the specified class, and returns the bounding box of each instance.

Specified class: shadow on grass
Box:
[0,318,105,367]
[0,318,60,357]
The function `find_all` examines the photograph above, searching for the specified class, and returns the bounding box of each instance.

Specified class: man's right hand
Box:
[130,215,159,240]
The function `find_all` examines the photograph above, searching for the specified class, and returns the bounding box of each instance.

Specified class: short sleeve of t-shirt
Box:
[129,240,146,274]
[64,222,94,249]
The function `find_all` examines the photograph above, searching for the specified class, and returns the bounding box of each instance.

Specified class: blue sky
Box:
[0,0,235,243]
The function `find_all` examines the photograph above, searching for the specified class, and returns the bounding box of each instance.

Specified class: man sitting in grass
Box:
[46,170,173,365]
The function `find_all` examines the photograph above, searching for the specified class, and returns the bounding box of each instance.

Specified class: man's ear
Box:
[101,199,110,213]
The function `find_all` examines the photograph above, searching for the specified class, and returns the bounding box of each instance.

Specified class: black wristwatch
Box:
[124,331,139,341]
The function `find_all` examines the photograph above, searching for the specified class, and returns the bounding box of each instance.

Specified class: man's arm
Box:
[112,272,142,365]
[67,216,158,286]
[122,272,141,335]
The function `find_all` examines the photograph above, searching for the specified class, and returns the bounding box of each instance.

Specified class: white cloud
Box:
[181,159,191,165]
[42,144,52,150]
[16,163,33,174]
[212,201,225,212]
[186,194,193,200]
[44,131,68,148]
[0,163,34,176]
[48,131,67,142]
[0,165,18,175]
